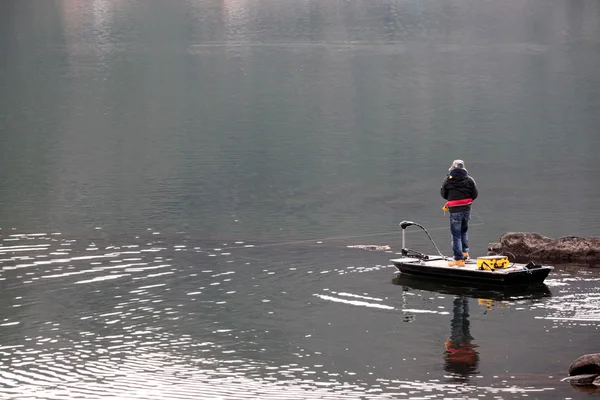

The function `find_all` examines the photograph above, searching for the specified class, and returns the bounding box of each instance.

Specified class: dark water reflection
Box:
[392,275,554,385]
[444,297,480,383]
[1,0,600,398]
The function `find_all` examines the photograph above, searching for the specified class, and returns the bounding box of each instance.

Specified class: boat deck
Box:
[392,257,524,273]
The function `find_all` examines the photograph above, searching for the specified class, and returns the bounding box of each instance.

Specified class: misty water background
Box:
[1,0,600,399]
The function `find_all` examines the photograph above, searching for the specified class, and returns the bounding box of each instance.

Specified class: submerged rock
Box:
[347,244,391,251]
[561,374,599,386]
[488,232,600,262]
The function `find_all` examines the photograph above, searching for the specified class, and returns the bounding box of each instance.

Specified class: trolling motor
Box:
[399,220,446,260]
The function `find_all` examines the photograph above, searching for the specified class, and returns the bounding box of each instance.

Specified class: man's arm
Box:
[470,177,478,200]
[440,178,449,199]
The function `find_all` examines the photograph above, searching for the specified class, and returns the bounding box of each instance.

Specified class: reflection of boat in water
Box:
[444,296,479,382]
[392,273,552,301]
[392,245,552,384]
[393,273,551,383]
[394,274,550,383]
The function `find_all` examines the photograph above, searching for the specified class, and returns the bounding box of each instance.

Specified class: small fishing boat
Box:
[390,221,553,287]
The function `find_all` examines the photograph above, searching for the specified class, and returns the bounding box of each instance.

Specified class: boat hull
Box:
[391,273,552,300]
[390,257,553,286]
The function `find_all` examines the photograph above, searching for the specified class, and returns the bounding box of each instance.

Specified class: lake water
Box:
[1,0,600,398]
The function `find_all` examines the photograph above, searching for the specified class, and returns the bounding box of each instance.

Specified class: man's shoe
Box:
[462,252,469,260]
[448,259,465,267]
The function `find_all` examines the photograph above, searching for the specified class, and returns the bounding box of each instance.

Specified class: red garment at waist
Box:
[444,198,473,208]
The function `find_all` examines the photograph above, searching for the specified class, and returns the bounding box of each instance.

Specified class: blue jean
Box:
[450,211,470,260]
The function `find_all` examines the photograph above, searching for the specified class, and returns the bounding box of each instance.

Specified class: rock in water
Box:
[347,245,391,251]
[568,353,600,376]
[488,233,600,262]
[562,353,600,387]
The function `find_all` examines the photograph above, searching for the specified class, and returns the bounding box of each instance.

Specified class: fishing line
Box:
[220,210,485,251]
[222,231,403,251]
[207,211,487,272]
[471,208,485,227]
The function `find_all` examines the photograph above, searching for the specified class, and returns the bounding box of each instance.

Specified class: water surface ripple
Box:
[2,231,598,399]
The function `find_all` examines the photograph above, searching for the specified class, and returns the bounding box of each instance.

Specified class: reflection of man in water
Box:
[444,296,479,382]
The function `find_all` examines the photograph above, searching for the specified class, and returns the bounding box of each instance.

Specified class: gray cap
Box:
[449,159,465,170]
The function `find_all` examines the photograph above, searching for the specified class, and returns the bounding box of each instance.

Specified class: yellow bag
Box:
[477,256,509,271]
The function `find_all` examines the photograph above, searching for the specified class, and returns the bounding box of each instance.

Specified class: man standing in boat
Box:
[440,160,478,267]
